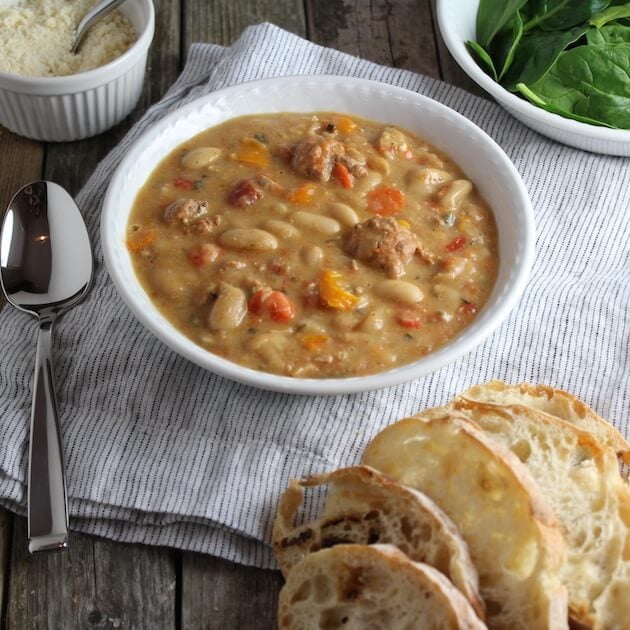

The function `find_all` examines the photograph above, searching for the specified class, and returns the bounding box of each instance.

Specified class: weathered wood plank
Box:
[0,129,44,212]
[429,0,486,96]
[0,508,12,627]
[182,554,283,629]
[7,517,177,630]
[307,0,441,77]
[182,0,306,49]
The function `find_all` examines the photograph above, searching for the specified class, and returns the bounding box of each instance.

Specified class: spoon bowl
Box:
[0,181,93,552]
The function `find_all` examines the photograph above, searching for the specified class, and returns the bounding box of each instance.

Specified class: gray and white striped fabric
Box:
[0,24,628,569]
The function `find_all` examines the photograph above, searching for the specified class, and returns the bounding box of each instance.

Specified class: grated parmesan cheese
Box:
[0,0,136,77]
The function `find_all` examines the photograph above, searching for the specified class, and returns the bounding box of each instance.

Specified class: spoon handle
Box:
[27,317,69,553]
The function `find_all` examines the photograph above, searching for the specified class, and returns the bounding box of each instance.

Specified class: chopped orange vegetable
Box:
[173,177,195,190]
[127,227,155,253]
[332,116,358,134]
[233,139,269,167]
[367,186,406,216]
[249,289,296,323]
[334,163,354,189]
[288,183,317,204]
[396,309,422,329]
[300,333,329,351]
[319,270,359,310]
[445,236,467,252]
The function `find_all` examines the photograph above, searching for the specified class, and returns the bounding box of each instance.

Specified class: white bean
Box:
[301,245,324,266]
[439,180,473,210]
[361,309,385,333]
[208,283,247,331]
[406,167,453,197]
[219,228,278,251]
[367,154,390,176]
[328,202,359,227]
[263,219,300,240]
[354,171,382,195]
[376,280,424,304]
[293,212,340,235]
[181,147,221,169]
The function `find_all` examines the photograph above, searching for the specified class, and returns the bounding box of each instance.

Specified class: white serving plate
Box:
[437,0,630,156]
[101,75,535,395]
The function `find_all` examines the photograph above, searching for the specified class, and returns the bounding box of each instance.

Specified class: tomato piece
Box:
[445,235,467,252]
[396,309,422,329]
[334,163,354,189]
[367,186,405,216]
[249,290,296,323]
[173,177,195,190]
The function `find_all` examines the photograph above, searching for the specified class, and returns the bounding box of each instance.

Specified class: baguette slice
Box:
[273,466,484,618]
[278,544,487,630]
[461,381,630,465]
[428,399,630,630]
[363,415,568,630]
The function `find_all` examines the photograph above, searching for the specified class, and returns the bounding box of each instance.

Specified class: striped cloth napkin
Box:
[0,24,628,569]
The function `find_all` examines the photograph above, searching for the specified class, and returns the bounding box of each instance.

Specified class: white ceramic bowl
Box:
[101,75,535,395]
[0,0,154,142]
[437,0,630,156]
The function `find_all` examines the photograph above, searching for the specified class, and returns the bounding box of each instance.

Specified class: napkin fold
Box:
[0,24,628,569]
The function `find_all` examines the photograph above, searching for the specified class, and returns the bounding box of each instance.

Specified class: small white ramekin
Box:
[437,0,630,156]
[0,0,154,142]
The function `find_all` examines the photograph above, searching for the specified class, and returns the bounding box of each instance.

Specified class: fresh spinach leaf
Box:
[524,0,610,31]
[522,43,630,127]
[589,2,630,27]
[466,40,498,80]
[477,0,528,47]
[517,82,616,125]
[501,25,588,90]
[587,23,630,43]
[490,11,525,78]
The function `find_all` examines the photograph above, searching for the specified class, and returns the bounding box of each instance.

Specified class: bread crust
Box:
[272,465,485,618]
[278,544,487,630]
[363,414,569,630]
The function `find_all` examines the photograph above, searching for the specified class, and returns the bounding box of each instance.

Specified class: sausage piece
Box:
[291,135,345,182]
[344,216,419,279]
[163,198,208,226]
[228,179,264,207]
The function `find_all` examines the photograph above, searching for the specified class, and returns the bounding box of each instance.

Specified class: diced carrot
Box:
[288,183,317,204]
[126,227,155,253]
[173,177,195,190]
[445,236,467,252]
[332,116,358,135]
[396,309,422,329]
[233,138,269,167]
[300,333,329,351]
[249,289,296,323]
[319,270,359,310]
[367,186,406,216]
[334,163,354,189]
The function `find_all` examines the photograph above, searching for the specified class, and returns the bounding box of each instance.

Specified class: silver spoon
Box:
[0,181,93,553]
[71,0,126,54]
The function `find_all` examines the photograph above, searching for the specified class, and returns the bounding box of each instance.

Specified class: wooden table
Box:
[0,2,482,627]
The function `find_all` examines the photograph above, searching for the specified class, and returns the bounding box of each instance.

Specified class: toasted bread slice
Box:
[461,381,630,465]
[278,544,487,630]
[363,415,568,630]
[430,399,630,630]
[273,466,483,618]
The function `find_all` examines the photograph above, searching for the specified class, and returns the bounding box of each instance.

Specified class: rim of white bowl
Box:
[436,0,630,143]
[0,0,155,91]
[101,75,535,395]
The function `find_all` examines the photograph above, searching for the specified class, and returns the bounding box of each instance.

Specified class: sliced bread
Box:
[278,544,487,630]
[273,465,484,618]
[432,398,630,630]
[363,415,568,630]
[461,381,630,465]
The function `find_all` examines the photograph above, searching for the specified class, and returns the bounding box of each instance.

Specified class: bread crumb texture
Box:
[0,0,136,77]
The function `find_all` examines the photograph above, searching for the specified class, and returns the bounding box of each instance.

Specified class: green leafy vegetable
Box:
[522,43,630,127]
[523,0,610,31]
[476,0,528,47]
[489,11,525,78]
[466,40,498,80]
[589,2,630,27]
[586,23,630,43]
[502,25,588,90]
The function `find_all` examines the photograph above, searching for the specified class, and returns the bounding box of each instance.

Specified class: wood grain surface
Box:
[0,1,479,628]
